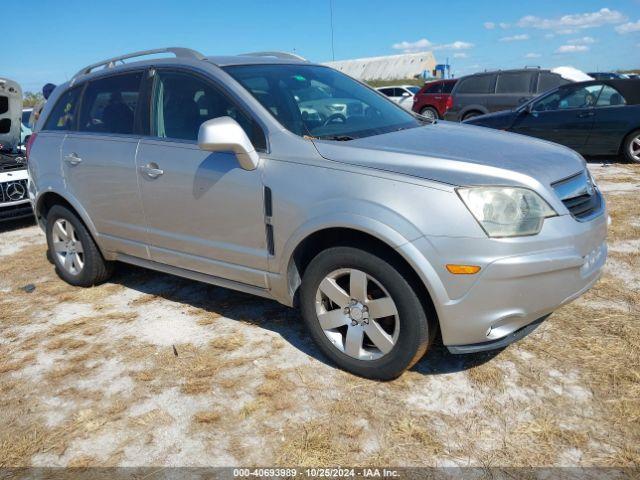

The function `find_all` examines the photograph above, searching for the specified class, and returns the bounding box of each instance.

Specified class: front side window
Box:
[152,71,265,149]
[596,85,626,107]
[533,84,604,112]
[79,72,143,134]
[44,86,82,131]
[224,64,421,140]
[495,72,533,94]
[537,72,569,93]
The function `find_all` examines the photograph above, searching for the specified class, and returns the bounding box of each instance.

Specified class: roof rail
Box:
[240,51,307,62]
[73,47,205,78]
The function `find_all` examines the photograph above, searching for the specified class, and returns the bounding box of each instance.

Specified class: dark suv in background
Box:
[444,68,570,121]
[411,79,457,120]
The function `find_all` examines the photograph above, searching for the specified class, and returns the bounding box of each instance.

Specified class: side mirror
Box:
[197,116,259,171]
[402,92,411,98]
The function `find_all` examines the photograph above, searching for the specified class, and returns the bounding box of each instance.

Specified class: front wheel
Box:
[622,129,640,163]
[300,247,433,380]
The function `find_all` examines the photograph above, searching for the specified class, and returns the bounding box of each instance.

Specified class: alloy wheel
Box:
[51,219,85,275]
[629,134,640,162]
[421,108,437,121]
[315,268,399,360]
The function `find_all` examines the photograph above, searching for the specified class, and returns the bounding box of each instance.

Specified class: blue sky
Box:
[5,0,640,92]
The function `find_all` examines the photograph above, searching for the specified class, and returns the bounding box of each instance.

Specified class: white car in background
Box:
[0,78,32,221]
[375,85,420,110]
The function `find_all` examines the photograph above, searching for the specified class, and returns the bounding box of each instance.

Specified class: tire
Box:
[299,246,432,380]
[462,111,482,121]
[419,106,439,121]
[45,205,113,287]
[622,129,640,163]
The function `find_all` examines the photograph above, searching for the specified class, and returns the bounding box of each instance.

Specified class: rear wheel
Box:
[462,111,482,121]
[45,205,113,287]
[622,129,640,163]
[419,106,439,122]
[300,247,432,380]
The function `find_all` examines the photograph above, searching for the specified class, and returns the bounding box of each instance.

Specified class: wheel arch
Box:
[283,226,440,332]
[35,190,106,257]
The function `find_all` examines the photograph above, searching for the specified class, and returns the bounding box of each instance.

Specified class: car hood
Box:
[0,78,23,152]
[464,109,517,126]
[312,121,585,187]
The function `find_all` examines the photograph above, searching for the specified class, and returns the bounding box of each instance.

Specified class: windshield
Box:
[223,64,422,140]
[407,86,420,94]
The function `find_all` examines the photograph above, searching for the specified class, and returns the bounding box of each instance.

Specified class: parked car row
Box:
[465,79,640,163]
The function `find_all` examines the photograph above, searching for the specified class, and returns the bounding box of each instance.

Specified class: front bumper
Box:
[399,209,608,350]
[0,201,34,222]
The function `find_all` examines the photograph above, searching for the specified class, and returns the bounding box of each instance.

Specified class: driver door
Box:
[511,84,602,149]
[135,69,269,287]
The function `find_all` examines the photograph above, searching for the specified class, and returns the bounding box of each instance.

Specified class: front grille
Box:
[552,170,602,221]
[0,178,29,203]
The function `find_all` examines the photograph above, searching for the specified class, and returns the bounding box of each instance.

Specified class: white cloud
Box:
[391,38,474,53]
[517,8,626,31]
[616,20,640,34]
[499,22,511,29]
[568,36,596,44]
[453,53,468,58]
[484,22,495,30]
[544,33,555,39]
[500,34,530,42]
[555,45,589,53]
[525,53,542,58]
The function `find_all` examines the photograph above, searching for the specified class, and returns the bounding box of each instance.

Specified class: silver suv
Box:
[28,48,608,379]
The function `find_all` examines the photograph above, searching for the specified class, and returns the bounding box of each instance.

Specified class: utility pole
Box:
[329,0,335,61]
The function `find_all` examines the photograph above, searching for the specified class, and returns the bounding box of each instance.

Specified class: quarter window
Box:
[457,75,495,94]
[79,72,143,135]
[596,85,626,107]
[495,72,533,94]
[44,86,82,131]
[152,71,266,149]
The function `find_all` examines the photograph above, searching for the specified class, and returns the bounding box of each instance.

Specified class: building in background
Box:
[324,51,436,81]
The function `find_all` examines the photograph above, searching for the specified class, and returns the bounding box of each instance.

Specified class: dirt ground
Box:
[0,162,638,469]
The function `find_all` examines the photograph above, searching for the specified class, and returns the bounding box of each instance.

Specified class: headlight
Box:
[457,186,556,237]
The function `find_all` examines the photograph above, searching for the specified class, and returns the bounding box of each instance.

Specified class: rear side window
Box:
[152,70,266,149]
[422,83,442,94]
[44,86,82,131]
[457,75,495,94]
[537,72,569,93]
[378,88,394,97]
[495,72,533,94]
[442,82,456,94]
[0,96,8,115]
[79,72,143,135]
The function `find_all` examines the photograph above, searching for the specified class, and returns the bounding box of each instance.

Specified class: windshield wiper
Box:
[319,135,355,141]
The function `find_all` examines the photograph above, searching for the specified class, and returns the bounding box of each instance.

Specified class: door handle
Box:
[140,163,164,179]
[578,111,595,118]
[64,153,82,166]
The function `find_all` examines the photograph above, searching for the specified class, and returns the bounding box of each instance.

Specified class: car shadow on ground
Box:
[0,216,36,234]
[108,263,500,377]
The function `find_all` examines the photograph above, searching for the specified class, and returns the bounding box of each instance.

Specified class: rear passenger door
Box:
[585,85,629,155]
[61,71,149,259]
[492,71,535,112]
[135,69,269,287]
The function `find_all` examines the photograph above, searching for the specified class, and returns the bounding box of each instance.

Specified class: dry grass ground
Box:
[0,162,638,468]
